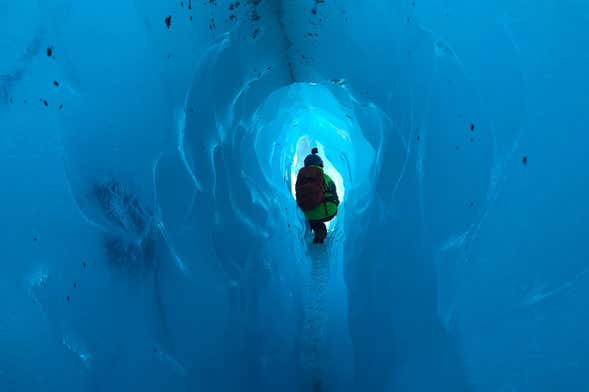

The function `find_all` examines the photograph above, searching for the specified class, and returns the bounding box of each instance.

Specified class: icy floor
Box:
[1,1,589,391]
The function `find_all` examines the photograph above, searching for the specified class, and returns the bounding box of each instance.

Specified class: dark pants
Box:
[309,214,336,243]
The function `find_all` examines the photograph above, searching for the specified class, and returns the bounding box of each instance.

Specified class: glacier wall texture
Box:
[1,0,588,391]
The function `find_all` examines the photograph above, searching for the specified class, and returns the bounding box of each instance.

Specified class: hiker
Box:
[295,148,340,244]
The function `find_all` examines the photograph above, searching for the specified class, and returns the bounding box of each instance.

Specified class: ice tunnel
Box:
[1,0,589,391]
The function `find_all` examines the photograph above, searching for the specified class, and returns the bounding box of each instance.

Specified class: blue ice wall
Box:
[1,1,588,391]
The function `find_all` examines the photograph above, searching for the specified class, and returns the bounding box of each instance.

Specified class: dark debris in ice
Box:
[92,179,151,236]
[251,10,261,21]
[165,15,172,29]
[300,54,312,65]
[308,0,325,26]
[104,237,154,272]
[522,156,528,165]
[93,179,155,273]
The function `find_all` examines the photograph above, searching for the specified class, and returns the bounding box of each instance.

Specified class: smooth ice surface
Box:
[1,0,588,391]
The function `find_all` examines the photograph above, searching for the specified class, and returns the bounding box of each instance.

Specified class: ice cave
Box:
[1,0,588,391]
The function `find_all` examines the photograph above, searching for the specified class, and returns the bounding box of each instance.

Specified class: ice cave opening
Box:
[2,1,589,392]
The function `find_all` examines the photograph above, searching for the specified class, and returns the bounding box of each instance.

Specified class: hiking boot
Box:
[313,231,326,244]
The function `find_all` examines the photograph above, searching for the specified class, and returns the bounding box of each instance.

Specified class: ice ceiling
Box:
[1,0,589,391]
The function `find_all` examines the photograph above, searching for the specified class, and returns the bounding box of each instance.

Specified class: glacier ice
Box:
[1,0,588,391]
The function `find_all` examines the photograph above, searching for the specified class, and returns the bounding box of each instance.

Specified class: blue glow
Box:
[1,1,588,391]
